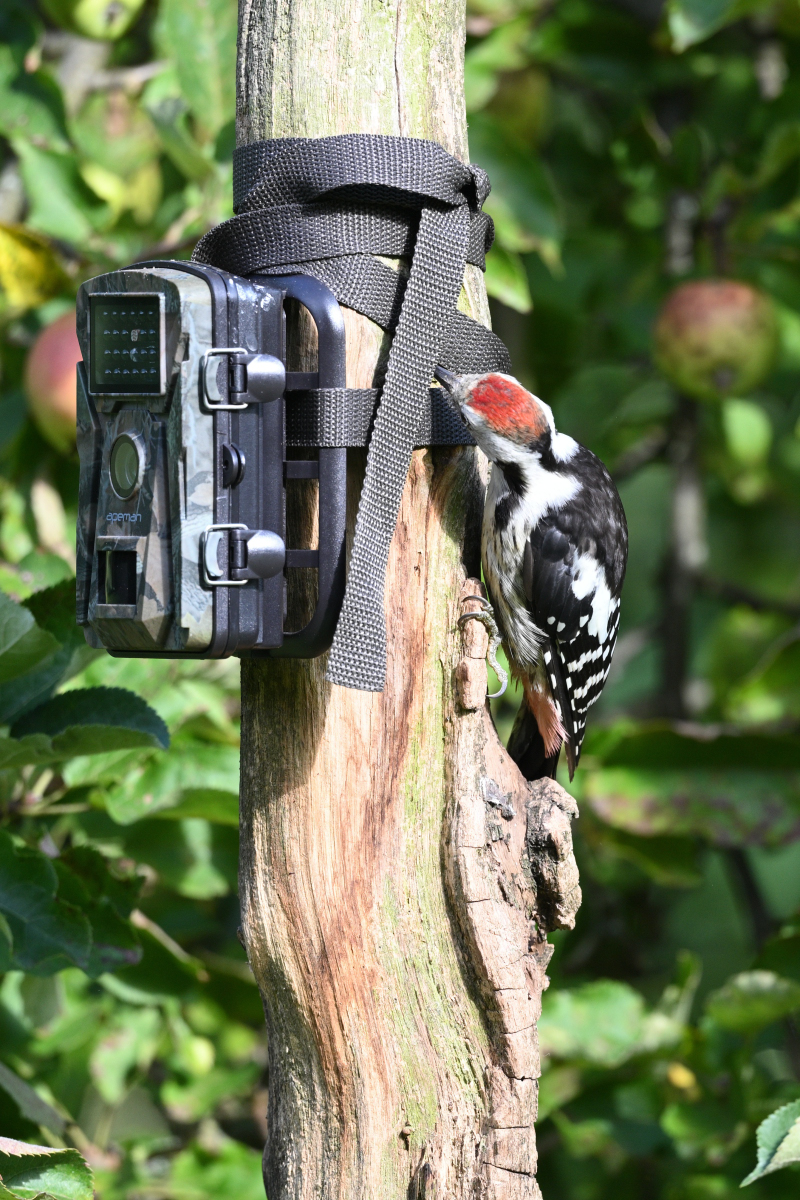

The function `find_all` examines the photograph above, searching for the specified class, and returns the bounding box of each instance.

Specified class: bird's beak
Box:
[434,366,459,393]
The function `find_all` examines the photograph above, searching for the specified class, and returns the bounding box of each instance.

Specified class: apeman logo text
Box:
[106,512,142,522]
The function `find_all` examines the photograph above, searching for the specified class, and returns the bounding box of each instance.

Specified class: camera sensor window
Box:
[89,294,163,394]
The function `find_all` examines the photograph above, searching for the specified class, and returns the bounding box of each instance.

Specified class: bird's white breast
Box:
[481,459,581,670]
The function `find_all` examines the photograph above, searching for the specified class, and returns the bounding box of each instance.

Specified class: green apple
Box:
[40,0,146,41]
[654,280,778,403]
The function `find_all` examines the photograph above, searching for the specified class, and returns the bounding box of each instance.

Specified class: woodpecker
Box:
[435,367,628,781]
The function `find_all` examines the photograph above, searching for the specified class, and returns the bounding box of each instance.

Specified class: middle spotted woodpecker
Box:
[435,367,628,782]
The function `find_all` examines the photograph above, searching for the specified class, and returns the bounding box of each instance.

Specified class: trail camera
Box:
[76,262,346,659]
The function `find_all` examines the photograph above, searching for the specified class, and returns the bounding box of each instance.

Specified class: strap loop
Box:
[192,134,509,691]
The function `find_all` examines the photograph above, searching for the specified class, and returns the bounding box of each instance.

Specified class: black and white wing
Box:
[523,451,628,777]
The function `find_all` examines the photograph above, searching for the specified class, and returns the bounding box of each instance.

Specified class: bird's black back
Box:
[523,445,628,774]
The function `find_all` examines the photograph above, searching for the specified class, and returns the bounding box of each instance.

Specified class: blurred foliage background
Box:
[1,0,800,1196]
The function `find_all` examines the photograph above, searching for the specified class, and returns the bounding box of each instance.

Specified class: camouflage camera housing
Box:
[76,262,346,660]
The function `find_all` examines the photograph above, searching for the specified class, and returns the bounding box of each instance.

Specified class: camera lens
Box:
[110,434,143,499]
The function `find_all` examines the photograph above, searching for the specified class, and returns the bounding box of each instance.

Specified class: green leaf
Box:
[661,1101,745,1162]
[3,553,73,600]
[10,687,169,756]
[663,0,763,52]
[469,112,562,268]
[705,970,800,1033]
[538,980,682,1068]
[601,828,703,888]
[537,1066,583,1121]
[90,1006,162,1105]
[53,860,141,977]
[24,581,88,655]
[584,724,800,847]
[585,767,800,849]
[103,742,236,824]
[169,1139,264,1200]
[61,845,140,919]
[757,930,800,983]
[722,400,772,467]
[0,833,91,974]
[161,1063,258,1123]
[101,928,201,1005]
[0,912,12,972]
[484,244,533,313]
[151,788,239,827]
[0,1139,92,1200]
[0,0,40,49]
[0,735,69,771]
[0,582,98,726]
[729,636,800,726]
[463,19,530,113]
[69,92,160,180]
[753,123,800,190]
[551,1112,616,1160]
[593,723,800,770]
[0,49,68,153]
[122,819,236,899]
[0,1063,66,1137]
[742,1100,800,1185]
[14,143,105,245]
[154,0,237,137]
[0,593,61,688]
[146,98,214,181]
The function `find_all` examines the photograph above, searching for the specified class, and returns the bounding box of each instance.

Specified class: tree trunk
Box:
[236,3,582,1197]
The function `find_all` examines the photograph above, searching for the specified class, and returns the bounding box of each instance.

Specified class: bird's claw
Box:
[458,596,508,699]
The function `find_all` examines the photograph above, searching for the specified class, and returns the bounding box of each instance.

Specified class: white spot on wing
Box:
[570,552,614,644]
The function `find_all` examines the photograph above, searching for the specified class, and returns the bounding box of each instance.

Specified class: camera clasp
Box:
[201,347,286,410]
[202,524,286,587]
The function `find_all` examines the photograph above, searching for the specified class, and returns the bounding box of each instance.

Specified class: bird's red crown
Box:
[467,374,550,444]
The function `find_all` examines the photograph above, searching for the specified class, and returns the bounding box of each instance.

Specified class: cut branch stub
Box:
[444,578,582,1195]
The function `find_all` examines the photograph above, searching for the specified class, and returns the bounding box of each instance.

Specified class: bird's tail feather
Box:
[507,699,561,781]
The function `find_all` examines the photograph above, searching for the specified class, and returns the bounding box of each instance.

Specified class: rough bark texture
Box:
[236,3,581,1197]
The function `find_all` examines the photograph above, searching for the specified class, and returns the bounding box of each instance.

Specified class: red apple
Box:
[24,311,80,454]
[654,280,778,403]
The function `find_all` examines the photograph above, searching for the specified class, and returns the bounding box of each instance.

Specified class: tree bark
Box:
[236,3,582,1197]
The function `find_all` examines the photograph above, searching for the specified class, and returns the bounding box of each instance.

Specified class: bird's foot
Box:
[457,596,508,699]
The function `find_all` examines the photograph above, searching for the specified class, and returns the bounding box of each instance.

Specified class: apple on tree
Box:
[654,280,778,403]
[39,0,146,41]
[24,311,80,456]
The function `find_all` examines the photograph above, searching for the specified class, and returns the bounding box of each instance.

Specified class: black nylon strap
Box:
[271,255,510,372]
[231,135,490,210]
[192,134,509,691]
[326,204,471,689]
[287,387,473,448]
